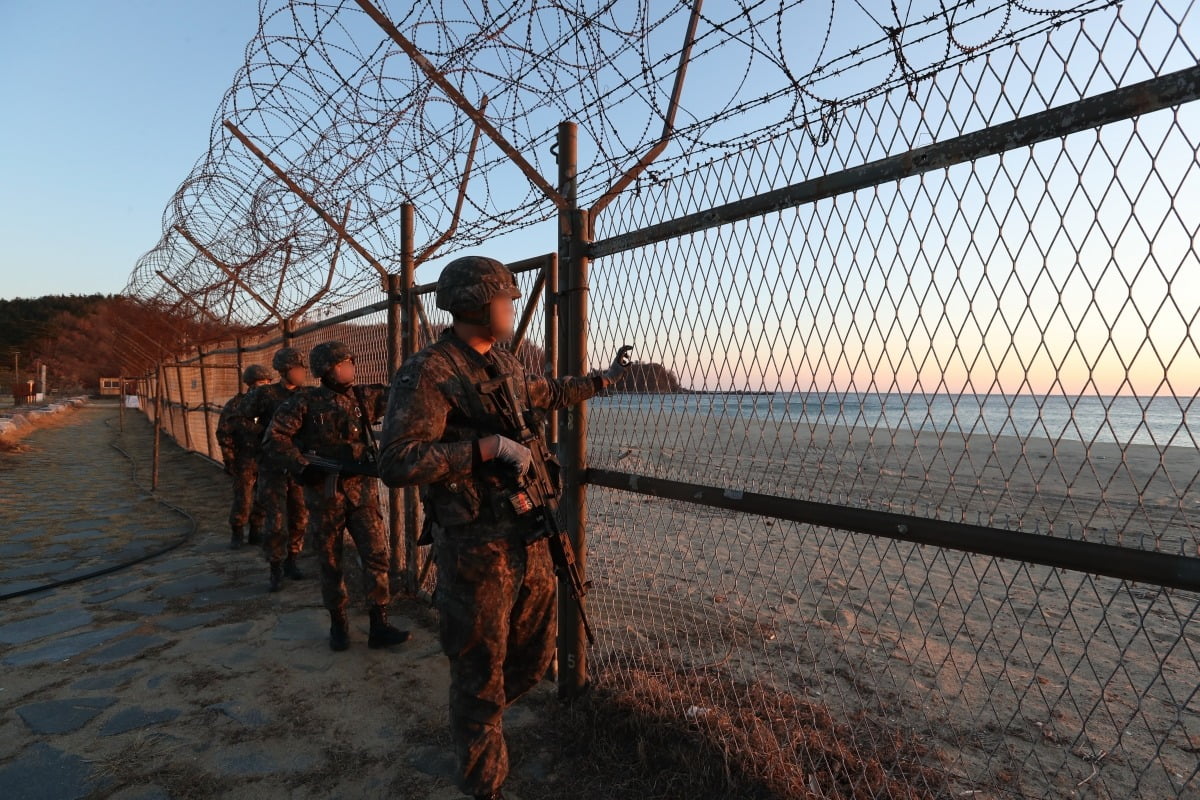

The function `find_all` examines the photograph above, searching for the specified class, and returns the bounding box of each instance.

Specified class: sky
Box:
[0,1,1192,398]
[0,0,262,300]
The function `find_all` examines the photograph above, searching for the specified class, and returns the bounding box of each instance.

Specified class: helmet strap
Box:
[454,306,491,327]
[320,375,353,393]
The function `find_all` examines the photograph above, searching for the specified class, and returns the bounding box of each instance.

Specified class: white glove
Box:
[492,435,533,475]
[603,345,634,384]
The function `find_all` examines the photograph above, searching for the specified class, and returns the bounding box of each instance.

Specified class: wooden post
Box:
[399,203,422,593]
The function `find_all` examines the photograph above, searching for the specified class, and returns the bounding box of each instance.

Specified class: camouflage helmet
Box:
[435,256,521,319]
[309,341,354,379]
[242,364,272,385]
[271,346,306,373]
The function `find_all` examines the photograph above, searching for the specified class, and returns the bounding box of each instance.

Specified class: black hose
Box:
[0,416,198,602]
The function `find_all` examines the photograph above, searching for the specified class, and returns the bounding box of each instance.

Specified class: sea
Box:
[591,392,1200,450]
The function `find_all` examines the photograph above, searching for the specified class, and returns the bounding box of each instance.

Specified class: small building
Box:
[99,377,122,397]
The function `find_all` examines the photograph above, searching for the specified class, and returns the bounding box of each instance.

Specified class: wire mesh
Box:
[584,2,1200,797]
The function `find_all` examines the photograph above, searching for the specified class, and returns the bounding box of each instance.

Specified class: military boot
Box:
[282,555,306,580]
[329,611,350,651]
[246,526,263,546]
[474,792,504,800]
[268,561,283,593]
[367,605,410,649]
[229,524,243,550]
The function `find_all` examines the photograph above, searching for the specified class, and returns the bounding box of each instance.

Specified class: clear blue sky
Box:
[0,0,261,300]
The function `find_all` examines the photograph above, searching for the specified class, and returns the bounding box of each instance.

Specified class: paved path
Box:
[0,402,558,800]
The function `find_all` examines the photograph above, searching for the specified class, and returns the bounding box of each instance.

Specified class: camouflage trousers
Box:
[227,455,264,535]
[433,533,556,797]
[257,467,308,563]
[303,476,390,615]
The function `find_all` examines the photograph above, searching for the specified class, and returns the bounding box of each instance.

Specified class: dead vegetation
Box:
[509,656,952,800]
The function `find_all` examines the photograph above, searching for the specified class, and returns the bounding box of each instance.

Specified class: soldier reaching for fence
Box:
[264,340,410,651]
[216,364,272,550]
[377,256,630,800]
[241,347,311,592]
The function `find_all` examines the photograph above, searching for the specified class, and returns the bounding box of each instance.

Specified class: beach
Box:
[0,400,1195,798]
[584,404,1200,798]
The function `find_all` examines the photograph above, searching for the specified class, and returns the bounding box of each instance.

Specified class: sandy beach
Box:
[1,401,1195,798]
[582,406,1200,798]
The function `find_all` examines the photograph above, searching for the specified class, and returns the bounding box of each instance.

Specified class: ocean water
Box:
[592,392,1200,450]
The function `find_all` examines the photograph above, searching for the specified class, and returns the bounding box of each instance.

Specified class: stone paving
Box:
[0,402,557,800]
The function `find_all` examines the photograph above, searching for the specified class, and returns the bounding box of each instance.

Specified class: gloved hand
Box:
[491,435,533,475]
[603,345,634,385]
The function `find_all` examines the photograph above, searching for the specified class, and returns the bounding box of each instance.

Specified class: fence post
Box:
[398,202,421,593]
[385,256,404,588]
[153,364,163,491]
[197,346,215,458]
[545,253,559,446]
[556,120,590,697]
[174,360,193,451]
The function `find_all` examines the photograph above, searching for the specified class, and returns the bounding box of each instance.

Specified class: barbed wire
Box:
[125,0,1115,327]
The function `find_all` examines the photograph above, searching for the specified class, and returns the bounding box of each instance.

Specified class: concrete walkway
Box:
[0,403,557,800]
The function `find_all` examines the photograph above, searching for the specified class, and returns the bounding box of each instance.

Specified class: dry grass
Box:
[510,656,952,800]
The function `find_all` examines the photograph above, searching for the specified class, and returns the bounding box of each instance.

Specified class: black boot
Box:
[475,792,505,800]
[283,555,306,580]
[246,526,263,546]
[329,611,350,652]
[268,561,283,593]
[229,525,243,550]
[367,605,410,649]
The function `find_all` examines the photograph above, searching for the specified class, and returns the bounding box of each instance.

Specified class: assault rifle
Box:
[301,452,379,498]
[477,356,632,646]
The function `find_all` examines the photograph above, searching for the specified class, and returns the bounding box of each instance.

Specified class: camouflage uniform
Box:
[242,381,309,564]
[264,340,408,651]
[216,389,264,546]
[379,328,604,798]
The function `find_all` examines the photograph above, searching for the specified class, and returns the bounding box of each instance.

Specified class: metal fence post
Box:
[173,360,193,451]
[556,120,590,696]
[545,253,559,446]
[197,346,215,458]
[398,202,421,593]
[386,267,404,589]
[153,363,163,491]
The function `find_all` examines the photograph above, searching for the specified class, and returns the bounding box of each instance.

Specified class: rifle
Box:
[301,452,379,498]
[478,372,597,645]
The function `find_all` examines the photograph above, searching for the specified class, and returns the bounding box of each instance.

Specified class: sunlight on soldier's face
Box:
[487,297,516,340]
[285,366,307,387]
[331,358,355,385]
[490,296,516,340]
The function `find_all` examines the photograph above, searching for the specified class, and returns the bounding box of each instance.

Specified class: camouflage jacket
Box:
[264,382,389,476]
[379,329,602,529]
[215,393,255,464]
[240,381,298,457]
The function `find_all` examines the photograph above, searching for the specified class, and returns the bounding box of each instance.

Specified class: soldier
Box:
[264,341,410,651]
[377,256,628,800]
[241,347,311,592]
[216,364,272,550]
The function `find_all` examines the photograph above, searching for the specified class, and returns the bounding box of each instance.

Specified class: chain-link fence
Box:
[118,0,1200,797]
[579,3,1200,797]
